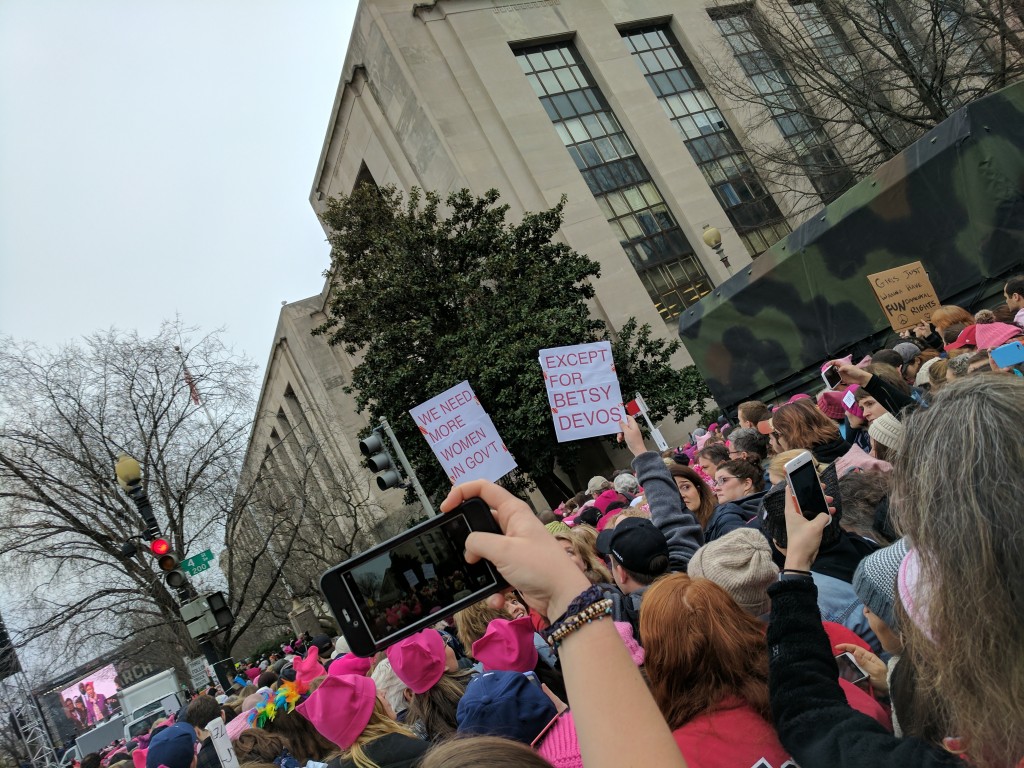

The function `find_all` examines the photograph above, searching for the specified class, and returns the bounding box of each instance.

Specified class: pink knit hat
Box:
[898,548,934,642]
[471,617,537,673]
[226,709,253,741]
[385,629,446,694]
[535,711,582,768]
[329,653,373,678]
[296,674,376,750]
[817,389,846,421]
[974,321,1022,350]
[293,648,327,688]
[840,385,865,419]
[614,622,644,666]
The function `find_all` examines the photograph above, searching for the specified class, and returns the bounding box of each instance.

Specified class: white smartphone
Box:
[783,450,830,522]
[821,364,842,389]
[834,652,868,685]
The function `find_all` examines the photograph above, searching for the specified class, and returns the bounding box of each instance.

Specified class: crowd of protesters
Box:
[77,282,1024,768]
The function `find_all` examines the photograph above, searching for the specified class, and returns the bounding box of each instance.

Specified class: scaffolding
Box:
[10,684,59,768]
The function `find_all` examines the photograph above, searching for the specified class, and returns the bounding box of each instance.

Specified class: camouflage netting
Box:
[678,81,1024,411]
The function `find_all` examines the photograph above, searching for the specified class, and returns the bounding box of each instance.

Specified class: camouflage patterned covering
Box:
[678,81,1024,410]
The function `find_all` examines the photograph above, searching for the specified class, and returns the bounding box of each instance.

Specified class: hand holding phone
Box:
[821,365,843,389]
[440,480,592,622]
[834,651,869,686]
[320,498,508,656]
[784,451,830,521]
[990,341,1024,369]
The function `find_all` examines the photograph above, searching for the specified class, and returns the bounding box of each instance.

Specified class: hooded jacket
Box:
[328,733,429,768]
[705,491,766,543]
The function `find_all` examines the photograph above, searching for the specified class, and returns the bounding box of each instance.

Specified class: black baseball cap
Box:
[596,517,669,576]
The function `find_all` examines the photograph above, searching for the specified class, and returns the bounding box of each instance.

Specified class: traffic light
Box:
[358,433,403,491]
[206,591,234,630]
[148,540,187,589]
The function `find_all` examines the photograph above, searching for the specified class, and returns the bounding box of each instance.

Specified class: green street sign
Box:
[181,549,216,576]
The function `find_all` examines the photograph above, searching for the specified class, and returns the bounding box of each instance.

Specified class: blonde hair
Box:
[767,449,808,484]
[454,600,505,648]
[336,699,415,768]
[566,527,613,584]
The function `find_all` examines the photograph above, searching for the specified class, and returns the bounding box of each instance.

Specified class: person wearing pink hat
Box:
[296,674,428,768]
[328,654,373,678]
[292,648,327,693]
[973,321,1023,351]
[471,616,538,673]
[385,629,467,743]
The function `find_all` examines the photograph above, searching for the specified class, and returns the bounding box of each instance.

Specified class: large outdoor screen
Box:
[58,663,120,731]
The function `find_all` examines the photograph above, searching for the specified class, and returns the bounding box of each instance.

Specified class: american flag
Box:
[183,363,201,405]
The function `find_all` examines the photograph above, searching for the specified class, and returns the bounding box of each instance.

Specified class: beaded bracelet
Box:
[547,599,613,649]
[542,585,606,640]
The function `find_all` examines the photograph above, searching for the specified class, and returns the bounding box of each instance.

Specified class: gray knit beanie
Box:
[852,538,909,631]
[687,528,778,616]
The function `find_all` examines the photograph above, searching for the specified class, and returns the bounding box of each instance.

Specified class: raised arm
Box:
[619,416,703,571]
[441,480,687,768]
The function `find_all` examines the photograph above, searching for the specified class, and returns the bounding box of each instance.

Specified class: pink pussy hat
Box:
[296,674,376,750]
[329,653,373,678]
[293,647,327,689]
[472,616,538,673]
[385,628,446,694]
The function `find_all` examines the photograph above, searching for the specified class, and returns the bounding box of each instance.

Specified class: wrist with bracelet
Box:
[542,585,613,649]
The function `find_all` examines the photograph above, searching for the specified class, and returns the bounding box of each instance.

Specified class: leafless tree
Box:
[703,0,1024,215]
[0,321,391,668]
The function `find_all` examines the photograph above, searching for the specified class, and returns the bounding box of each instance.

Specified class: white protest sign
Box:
[410,381,517,484]
[186,656,209,690]
[539,341,624,442]
[422,563,436,580]
[207,717,240,768]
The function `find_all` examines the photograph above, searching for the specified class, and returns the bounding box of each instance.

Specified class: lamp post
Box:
[701,225,732,272]
[114,454,234,691]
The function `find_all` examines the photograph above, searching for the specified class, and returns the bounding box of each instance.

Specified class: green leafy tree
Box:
[314,185,711,503]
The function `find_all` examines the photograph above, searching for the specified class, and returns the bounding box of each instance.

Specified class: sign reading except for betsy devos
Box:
[867,261,941,332]
[410,382,517,484]
[539,341,624,442]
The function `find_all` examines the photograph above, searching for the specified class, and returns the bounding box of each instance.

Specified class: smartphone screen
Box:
[787,458,830,520]
[834,652,867,685]
[337,512,499,647]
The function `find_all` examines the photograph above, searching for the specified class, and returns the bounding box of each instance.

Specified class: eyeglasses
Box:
[716,476,739,485]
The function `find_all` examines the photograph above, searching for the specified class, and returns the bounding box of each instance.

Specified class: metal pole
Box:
[377,418,436,516]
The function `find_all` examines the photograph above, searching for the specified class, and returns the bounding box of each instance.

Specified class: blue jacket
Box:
[706,491,766,542]
[811,571,881,654]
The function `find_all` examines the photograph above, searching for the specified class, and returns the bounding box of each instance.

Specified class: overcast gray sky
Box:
[0,0,358,373]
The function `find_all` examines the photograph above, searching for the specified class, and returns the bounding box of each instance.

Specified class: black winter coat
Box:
[766,578,962,768]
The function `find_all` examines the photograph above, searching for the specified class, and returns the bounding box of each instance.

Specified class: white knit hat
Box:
[868,413,904,451]
[687,528,779,616]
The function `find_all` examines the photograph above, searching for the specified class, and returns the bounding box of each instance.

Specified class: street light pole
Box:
[114,455,234,692]
[702,224,732,273]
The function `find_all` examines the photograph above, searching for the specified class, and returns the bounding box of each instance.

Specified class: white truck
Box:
[117,669,185,743]
[57,716,126,767]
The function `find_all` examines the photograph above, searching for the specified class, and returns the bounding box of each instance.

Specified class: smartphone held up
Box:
[784,450,831,522]
[320,498,507,657]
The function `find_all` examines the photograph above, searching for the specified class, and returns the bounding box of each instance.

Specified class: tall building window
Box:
[713,10,855,202]
[515,42,712,321]
[622,25,789,257]
[791,2,915,152]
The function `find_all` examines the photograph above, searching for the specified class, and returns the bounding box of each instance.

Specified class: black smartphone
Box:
[319,498,507,656]
[784,450,830,522]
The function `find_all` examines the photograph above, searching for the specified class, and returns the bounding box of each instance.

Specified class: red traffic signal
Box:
[150,539,171,557]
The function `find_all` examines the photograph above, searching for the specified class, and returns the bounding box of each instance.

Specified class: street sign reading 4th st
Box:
[181,548,216,576]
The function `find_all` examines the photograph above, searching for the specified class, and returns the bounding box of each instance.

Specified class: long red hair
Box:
[640,574,770,729]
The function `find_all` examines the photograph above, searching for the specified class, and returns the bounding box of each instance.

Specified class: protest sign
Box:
[207,717,240,768]
[539,341,624,442]
[410,381,517,484]
[867,261,940,332]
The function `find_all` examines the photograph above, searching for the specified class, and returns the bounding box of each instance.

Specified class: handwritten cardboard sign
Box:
[410,381,517,484]
[867,261,940,332]
[539,341,624,442]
